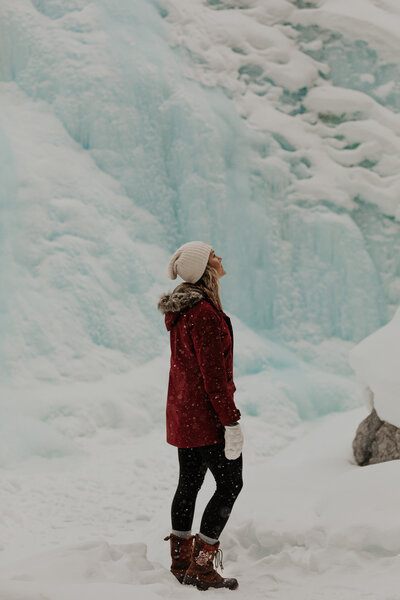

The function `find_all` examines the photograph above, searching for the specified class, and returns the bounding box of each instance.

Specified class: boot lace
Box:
[214,548,224,571]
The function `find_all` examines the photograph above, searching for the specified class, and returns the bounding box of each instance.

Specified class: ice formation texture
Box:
[0,0,399,387]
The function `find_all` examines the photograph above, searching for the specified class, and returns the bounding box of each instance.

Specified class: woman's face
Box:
[208,249,226,278]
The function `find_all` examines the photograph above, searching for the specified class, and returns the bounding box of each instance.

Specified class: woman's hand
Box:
[224,423,243,460]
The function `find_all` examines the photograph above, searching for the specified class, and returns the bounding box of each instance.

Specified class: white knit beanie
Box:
[167,241,213,283]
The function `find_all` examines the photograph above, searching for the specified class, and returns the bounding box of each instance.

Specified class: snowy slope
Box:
[350,306,400,426]
[2,408,400,600]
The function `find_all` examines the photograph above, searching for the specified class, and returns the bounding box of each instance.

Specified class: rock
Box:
[369,422,400,465]
[353,409,382,465]
[353,409,400,466]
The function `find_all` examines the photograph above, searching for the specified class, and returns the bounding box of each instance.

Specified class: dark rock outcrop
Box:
[353,409,400,466]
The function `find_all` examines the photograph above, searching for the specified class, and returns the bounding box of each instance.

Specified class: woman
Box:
[158,241,244,591]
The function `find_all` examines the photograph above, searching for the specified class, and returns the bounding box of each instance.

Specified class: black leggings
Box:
[171,443,243,540]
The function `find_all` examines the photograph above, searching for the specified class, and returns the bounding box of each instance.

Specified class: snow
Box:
[165,0,400,219]
[2,407,400,600]
[0,336,361,467]
[350,306,400,427]
[292,0,400,58]
[1,0,400,598]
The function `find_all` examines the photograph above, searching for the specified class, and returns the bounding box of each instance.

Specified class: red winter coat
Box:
[158,283,241,448]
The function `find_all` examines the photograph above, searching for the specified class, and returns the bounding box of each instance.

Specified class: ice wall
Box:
[164,0,400,336]
[0,0,399,384]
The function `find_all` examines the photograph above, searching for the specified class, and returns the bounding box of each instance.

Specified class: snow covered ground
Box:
[2,404,400,600]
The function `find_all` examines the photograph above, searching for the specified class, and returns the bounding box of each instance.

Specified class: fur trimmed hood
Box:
[158,283,205,315]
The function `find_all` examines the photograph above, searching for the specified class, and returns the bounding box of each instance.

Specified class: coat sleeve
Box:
[190,308,241,426]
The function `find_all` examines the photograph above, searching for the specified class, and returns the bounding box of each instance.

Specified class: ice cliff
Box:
[0,0,399,388]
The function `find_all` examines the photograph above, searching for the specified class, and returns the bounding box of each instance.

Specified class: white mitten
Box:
[224,423,243,460]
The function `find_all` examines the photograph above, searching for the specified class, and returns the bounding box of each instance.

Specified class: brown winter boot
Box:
[183,534,238,591]
[164,533,194,583]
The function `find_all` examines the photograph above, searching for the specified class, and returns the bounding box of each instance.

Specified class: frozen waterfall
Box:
[0,0,399,416]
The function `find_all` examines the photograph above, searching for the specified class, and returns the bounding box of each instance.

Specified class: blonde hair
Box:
[195,263,223,311]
